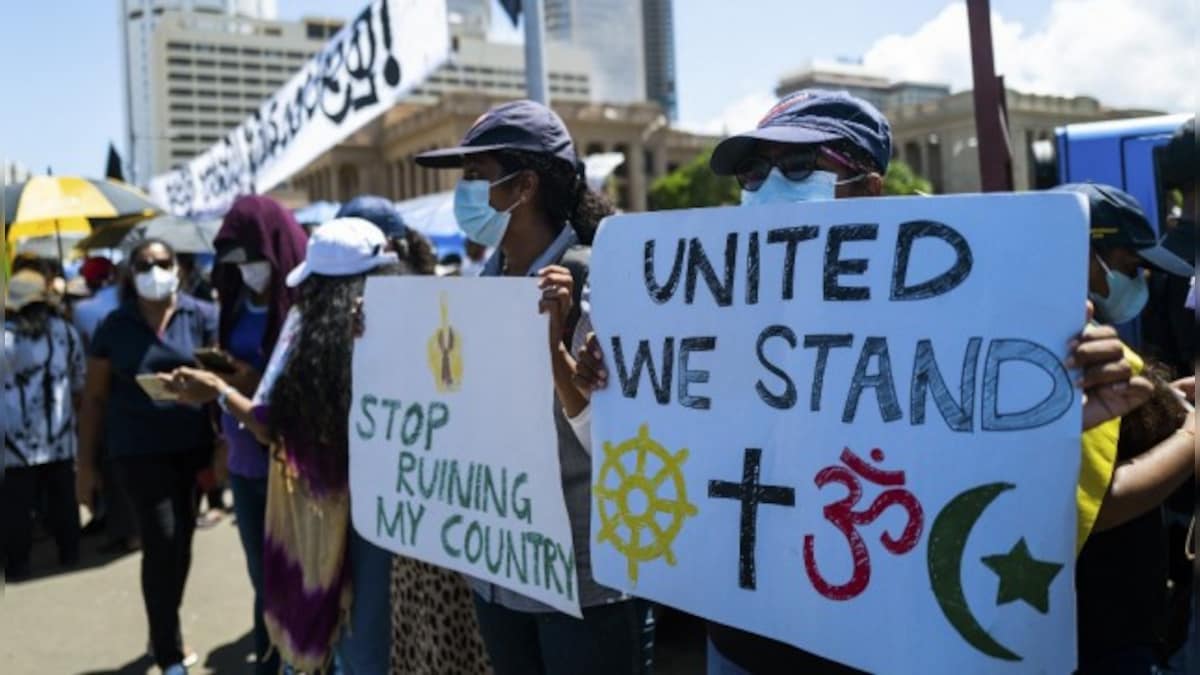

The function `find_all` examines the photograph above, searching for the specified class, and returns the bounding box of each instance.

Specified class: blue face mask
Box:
[1089,254,1148,324]
[453,172,523,247]
[740,168,838,206]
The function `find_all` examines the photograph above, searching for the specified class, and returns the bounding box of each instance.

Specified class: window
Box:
[128,9,143,19]
[169,103,193,112]
[168,73,192,82]
[264,27,281,37]
[198,104,217,112]
[244,77,262,86]
[174,134,197,142]
[220,76,238,84]
[242,47,262,56]
[243,62,261,71]
[197,74,216,82]
[200,135,220,143]
[219,45,237,54]
[167,57,192,66]
[286,51,305,60]
[197,89,217,98]
[221,106,242,114]
[265,64,283,72]
[170,118,195,127]
[171,150,193,159]
[196,59,216,68]
[167,42,191,51]
[168,88,194,97]
[198,120,218,128]
[307,23,323,39]
[266,79,284,87]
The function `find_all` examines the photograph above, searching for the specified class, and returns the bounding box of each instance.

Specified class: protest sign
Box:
[587,193,1088,673]
[350,277,581,616]
[149,0,448,217]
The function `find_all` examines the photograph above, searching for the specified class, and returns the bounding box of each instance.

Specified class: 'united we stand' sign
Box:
[587,193,1088,674]
[149,0,449,217]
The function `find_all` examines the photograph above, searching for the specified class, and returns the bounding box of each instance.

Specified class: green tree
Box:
[647,148,740,211]
[882,160,933,196]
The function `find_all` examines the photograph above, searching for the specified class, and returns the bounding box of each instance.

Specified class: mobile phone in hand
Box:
[194,348,237,374]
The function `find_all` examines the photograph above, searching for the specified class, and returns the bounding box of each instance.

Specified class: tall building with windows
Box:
[544,0,645,105]
[120,0,337,182]
[641,0,676,119]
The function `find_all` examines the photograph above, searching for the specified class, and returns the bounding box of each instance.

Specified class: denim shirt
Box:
[471,225,623,612]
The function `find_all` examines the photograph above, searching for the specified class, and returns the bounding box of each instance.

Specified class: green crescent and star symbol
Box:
[927,482,1065,662]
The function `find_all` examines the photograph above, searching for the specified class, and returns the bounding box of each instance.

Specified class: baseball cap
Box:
[7,270,49,311]
[414,100,578,169]
[336,195,409,240]
[285,217,399,287]
[711,89,892,176]
[1055,182,1192,276]
[80,256,115,286]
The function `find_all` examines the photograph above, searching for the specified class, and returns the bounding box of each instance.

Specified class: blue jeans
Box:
[472,595,654,675]
[229,473,279,675]
[333,530,393,675]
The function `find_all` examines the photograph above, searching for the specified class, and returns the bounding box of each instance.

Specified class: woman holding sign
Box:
[414,100,654,675]
[76,238,217,675]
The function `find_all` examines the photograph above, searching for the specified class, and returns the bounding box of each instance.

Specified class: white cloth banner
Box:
[149,0,448,217]
[350,277,582,616]
[587,193,1088,673]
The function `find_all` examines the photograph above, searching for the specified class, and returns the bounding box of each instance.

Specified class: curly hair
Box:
[1118,360,1189,461]
[496,149,615,245]
[266,273,364,487]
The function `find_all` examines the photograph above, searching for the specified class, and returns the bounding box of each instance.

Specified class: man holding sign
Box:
[570,91,1149,674]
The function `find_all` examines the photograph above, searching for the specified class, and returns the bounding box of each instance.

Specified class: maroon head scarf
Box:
[212,195,308,356]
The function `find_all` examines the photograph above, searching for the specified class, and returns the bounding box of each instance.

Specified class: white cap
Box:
[285,217,399,287]
[6,270,49,311]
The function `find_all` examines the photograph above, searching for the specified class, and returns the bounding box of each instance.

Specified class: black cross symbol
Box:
[708,448,796,590]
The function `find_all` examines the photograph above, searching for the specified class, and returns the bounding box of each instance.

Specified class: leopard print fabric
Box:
[389,556,493,675]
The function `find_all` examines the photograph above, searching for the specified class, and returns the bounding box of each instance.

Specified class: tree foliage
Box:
[648,149,740,211]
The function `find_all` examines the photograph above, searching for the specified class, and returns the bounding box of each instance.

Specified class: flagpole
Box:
[523,0,549,104]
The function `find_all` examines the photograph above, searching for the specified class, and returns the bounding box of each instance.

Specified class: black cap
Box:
[1054,182,1191,276]
[415,100,578,169]
[1157,117,1196,189]
[711,89,892,176]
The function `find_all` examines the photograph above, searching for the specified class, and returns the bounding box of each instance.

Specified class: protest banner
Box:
[587,193,1088,673]
[149,0,448,217]
[350,277,582,616]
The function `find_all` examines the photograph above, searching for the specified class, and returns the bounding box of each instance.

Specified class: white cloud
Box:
[862,0,1198,113]
[679,91,778,136]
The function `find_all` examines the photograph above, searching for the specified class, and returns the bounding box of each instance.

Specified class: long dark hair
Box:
[496,150,614,245]
[120,238,177,303]
[266,273,365,489]
[1118,360,1189,460]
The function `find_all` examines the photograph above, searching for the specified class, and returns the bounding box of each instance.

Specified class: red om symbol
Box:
[802,448,924,601]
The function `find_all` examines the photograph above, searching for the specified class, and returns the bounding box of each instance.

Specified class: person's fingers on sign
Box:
[572,332,608,392]
[537,265,574,346]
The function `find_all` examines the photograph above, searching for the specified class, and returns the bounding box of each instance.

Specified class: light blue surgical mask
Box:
[740,168,838,206]
[1089,254,1148,324]
[453,172,523,247]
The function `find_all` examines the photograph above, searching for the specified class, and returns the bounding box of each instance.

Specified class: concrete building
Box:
[121,0,338,182]
[407,15,594,103]
[289,92,716,212]
[888,89,1158,193]
[641,0,677,120]
[3,161,32,185]
[776,61,950,113]
[545,0,646,105]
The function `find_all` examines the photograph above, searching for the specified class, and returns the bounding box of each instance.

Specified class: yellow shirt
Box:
[1075,347,1144,553]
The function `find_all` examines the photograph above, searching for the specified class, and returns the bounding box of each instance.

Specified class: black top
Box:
[90,293,218,458]
[1075,508,1167,661]
[707,622,865,675]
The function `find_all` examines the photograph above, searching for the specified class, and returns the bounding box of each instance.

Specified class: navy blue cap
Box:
[415,100,578,169]
[336,195,409,240]
[710,89,892,176]
[1054,182,1191,276]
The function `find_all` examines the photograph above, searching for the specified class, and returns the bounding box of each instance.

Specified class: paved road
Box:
[2,514,256,675]
[1,513,705,674]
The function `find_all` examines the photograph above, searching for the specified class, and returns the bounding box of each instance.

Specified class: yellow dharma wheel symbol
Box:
[594,424,698,584]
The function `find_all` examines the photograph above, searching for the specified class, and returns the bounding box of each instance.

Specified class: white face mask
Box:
[1088,254,1148,324]
[134,265,179,301]
[238,261,272,294]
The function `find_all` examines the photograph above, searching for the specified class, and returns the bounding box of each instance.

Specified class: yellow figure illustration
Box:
[594,424,697,584]
[426,292,463,392]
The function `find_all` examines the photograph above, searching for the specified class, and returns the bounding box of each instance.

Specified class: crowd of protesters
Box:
[4,92,1194,675]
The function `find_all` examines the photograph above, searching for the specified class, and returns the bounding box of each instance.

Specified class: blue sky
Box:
[1,0,1191,179]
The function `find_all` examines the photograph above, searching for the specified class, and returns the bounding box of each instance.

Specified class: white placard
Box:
[149,0,448,217]
[350,277,582,616]
[588,193,1088,673]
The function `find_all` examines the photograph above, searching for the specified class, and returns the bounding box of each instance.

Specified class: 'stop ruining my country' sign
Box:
[586,192,1089,674]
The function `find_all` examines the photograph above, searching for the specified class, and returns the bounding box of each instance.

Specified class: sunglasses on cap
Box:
[131,258,174,273]
[735,145,869,192]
